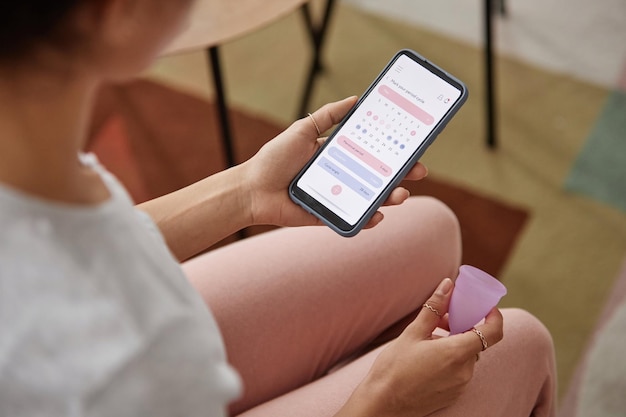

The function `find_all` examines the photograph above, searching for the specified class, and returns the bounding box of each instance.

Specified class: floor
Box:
[345,0,626,89]
[142,0,626,407]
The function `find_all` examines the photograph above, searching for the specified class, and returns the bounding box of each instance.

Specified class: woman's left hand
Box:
[240,96,429,228]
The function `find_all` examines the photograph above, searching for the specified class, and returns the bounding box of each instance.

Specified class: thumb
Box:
[409,278,454,338]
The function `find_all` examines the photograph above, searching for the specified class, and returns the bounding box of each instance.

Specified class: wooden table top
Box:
[165,0,308,55]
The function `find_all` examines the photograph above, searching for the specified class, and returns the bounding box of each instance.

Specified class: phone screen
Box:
[289,50,467,236]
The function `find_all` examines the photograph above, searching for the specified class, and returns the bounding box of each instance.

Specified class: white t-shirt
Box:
[0,154,241,416]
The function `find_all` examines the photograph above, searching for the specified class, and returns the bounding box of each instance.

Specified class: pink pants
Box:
[183,197,556,417]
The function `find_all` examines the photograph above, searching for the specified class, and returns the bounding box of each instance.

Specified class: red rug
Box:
[87,79,528,277]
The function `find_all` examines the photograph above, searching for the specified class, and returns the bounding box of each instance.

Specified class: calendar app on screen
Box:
[290,50,467,236]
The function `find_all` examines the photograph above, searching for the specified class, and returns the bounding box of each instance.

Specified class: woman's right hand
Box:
[337,278,504,417]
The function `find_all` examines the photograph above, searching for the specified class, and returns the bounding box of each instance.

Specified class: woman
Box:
[0,0,556,416]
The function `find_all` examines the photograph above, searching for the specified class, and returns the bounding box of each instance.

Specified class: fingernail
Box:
[436,278,453,296]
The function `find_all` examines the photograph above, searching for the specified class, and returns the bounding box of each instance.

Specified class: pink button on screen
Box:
[378,85,434,125]
[338,136,392,177]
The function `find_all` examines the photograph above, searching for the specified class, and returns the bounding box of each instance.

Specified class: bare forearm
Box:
[137,165,252,261]
[333,380,387,417]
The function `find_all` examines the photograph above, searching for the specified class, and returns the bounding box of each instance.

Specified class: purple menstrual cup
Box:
[448,265,507,335]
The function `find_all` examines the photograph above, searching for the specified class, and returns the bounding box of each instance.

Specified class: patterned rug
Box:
[565,88,626,213]
[87,79,528,277]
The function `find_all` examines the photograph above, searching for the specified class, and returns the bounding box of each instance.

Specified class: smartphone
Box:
[289,49,468,237]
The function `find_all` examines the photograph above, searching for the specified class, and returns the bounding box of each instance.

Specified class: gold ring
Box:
[422,303,442,317]
[307,113,322,137]
[472,328,488,351]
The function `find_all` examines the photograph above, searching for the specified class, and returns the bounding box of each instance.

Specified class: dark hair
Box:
[0,1,84,61]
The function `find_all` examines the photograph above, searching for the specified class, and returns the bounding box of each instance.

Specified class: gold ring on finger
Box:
[307,113,322,137]
[472,327,488,351]
[422,303,442,317]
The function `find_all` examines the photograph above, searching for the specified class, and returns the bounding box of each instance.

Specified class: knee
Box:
[501,308,555,363]
[404,196,462,267]
[400,196,460,237]
[416,196,460,239]
[381,197,461,280]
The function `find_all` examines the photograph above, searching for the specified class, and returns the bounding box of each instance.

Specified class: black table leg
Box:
[484,0,497,149]
[207,46,237,167]
[298,0,337,118]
